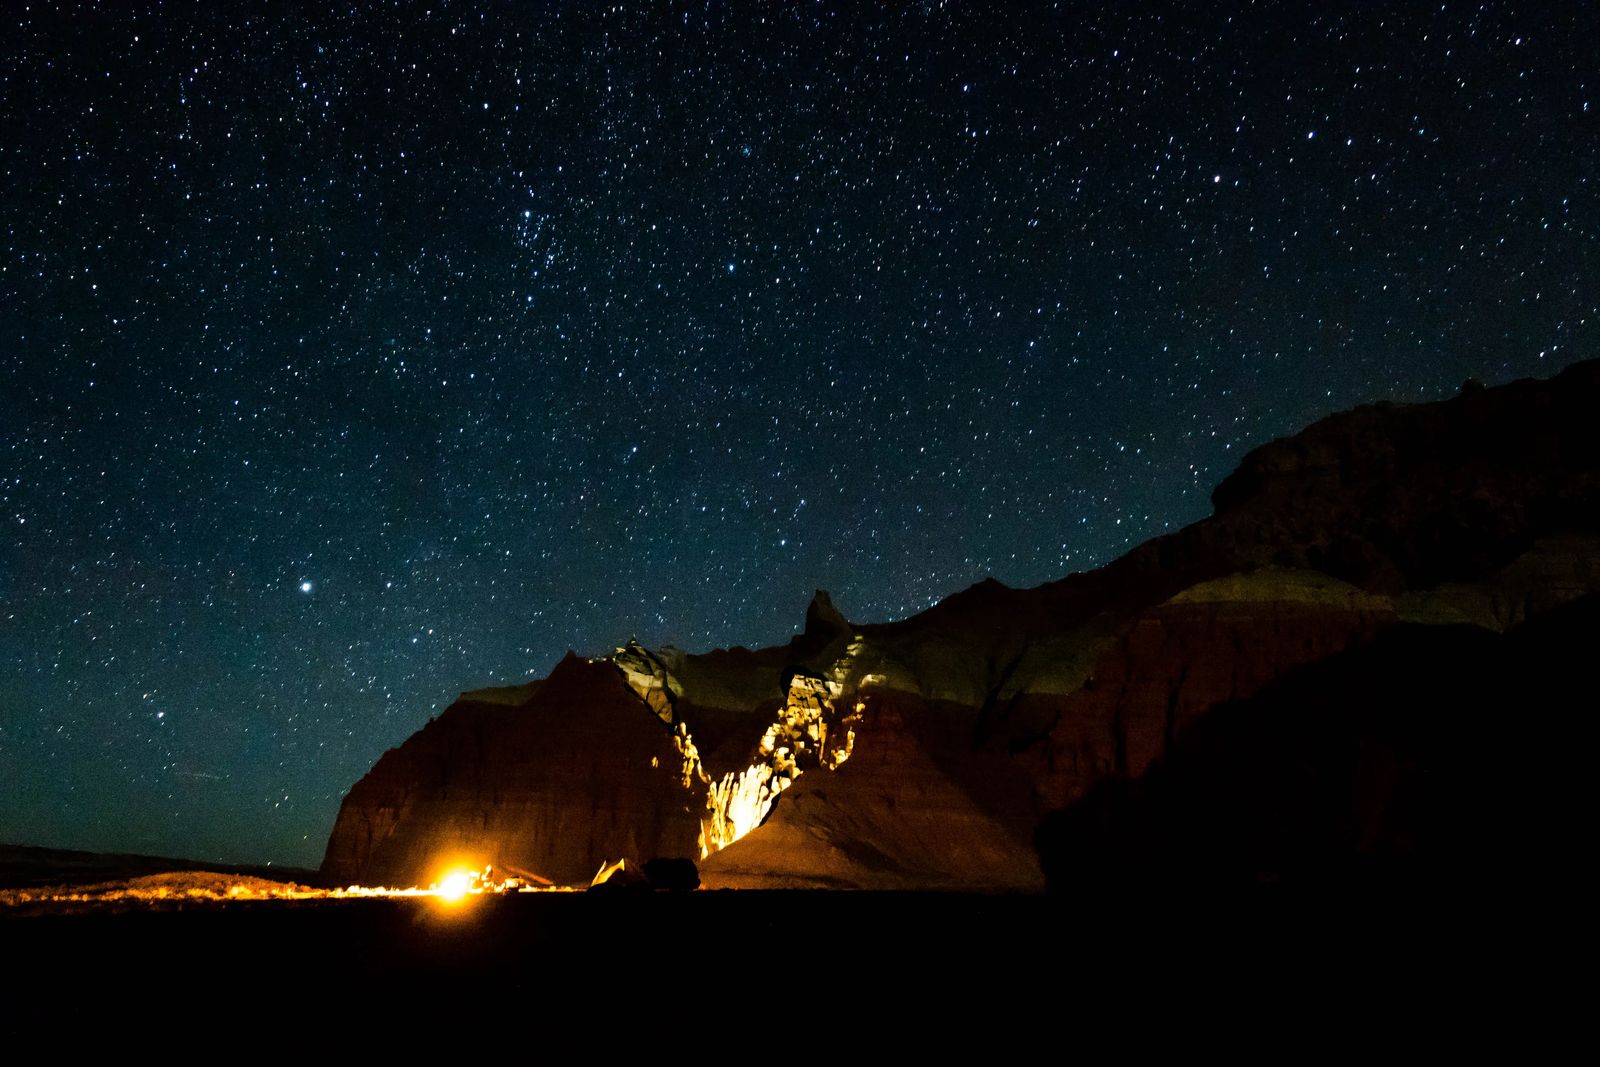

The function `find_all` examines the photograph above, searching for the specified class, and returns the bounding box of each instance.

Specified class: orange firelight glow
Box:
[0,864,580,910]
[434,869,478,903]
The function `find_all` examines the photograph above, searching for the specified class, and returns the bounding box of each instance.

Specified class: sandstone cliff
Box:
[323,361,1600,889]
[321,654,702,887]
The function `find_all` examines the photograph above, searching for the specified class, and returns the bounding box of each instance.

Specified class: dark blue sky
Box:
[2,1,1594,867]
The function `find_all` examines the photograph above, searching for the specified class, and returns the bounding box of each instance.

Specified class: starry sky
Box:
[2,1,1594,868]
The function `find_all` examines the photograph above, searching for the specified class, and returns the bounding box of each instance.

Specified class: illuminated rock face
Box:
[612,640,679,725]
[699,668,861,856]
[699,696,1046,890]
[325,361,1600,889]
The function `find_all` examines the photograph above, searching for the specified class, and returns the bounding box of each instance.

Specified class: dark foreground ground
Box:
[0,843,316,889]
[0,885,1527,990]
[2,883,1578,1051]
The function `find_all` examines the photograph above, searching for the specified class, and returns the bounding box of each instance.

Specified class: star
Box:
[1,0,1586,869]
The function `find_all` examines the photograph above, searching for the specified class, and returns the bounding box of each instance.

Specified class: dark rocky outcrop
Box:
[1035,594,1600,886]
[1027,571,1397,811]
[640,857,701,892]
[1205,364,1600,589]
[323,360,1600,890]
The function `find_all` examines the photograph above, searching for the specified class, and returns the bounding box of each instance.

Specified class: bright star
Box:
[299,581,313,593]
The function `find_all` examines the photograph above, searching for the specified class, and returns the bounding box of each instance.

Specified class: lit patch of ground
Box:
[0,866,573,910]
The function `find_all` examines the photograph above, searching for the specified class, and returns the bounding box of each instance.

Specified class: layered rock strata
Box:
[324,361,1600,889]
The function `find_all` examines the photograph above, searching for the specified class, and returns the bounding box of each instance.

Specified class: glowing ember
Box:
[434,868,478,903]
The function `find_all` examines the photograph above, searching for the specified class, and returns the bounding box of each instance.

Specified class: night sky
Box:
[2,2,1594,868]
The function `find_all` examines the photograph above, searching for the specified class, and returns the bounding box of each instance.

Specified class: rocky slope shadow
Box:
[1035,594,1598,886]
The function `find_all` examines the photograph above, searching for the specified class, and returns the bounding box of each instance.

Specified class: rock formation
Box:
[323,361,1600,889]
[321,654,702,887]
[1034,593,1600,887]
